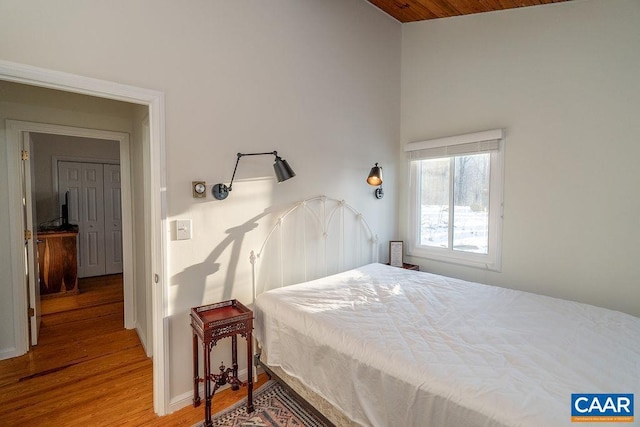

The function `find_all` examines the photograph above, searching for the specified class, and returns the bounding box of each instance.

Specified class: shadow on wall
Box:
[171,205,278,313]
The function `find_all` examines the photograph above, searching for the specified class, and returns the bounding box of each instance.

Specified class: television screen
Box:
[61,191,69,226]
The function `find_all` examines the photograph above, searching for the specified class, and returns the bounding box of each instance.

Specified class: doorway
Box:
[9,122,135,339]
[30,133,124,345]
[0,60,168,415]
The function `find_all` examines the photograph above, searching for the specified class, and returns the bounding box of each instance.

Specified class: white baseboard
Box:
[0,346,21,361]
[134,321,151,357]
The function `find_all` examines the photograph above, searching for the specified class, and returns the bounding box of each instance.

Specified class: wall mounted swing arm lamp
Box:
[212,151,296,200]
[367,162,384,199]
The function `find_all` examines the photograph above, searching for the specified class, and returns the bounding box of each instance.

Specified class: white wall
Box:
[0,0,401,408]
[400,0,640,317]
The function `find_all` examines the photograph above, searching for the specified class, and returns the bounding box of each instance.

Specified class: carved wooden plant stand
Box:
[190,300,254,427]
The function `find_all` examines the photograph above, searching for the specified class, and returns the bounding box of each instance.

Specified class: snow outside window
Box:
[406,129,504,271]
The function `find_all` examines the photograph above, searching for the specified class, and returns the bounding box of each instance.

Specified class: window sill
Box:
[407,247,501,272]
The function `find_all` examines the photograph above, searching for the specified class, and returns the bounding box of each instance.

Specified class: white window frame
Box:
[406,129,505,271]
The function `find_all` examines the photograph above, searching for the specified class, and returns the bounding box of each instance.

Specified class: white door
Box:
[81,163,106,277]
[104,164,123,274]
[22,133,40,346]
[58,161,106,278]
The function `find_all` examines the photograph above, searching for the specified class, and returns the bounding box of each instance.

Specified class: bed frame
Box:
[250,195,378,426]
[250,195,378,304]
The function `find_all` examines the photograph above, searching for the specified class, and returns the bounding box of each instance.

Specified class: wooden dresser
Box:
[37,228,79,298]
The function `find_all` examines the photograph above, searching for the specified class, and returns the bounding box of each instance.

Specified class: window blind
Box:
[405,129,503,161]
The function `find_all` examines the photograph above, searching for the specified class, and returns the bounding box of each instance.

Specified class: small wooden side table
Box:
[386,262,420,271]
[190,300,254,427]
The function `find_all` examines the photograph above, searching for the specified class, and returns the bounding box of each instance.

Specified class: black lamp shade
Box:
[367,163,383,186]
[274,157,296,182]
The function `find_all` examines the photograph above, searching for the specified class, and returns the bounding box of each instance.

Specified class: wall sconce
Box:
[367,162,384,199]
[212,151,296,200]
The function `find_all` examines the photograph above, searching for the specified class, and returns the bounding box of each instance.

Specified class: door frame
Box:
[0,60,169,415]
[22,132,40,347]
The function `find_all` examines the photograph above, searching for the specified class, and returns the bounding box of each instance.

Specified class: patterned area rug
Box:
[194,380,329,427]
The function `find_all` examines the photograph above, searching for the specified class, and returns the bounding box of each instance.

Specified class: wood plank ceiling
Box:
[368,0,570,23]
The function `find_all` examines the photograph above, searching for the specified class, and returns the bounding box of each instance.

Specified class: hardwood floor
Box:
[0,274,266,426]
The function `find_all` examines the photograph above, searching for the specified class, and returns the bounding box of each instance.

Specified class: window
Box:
[406,129,504,270]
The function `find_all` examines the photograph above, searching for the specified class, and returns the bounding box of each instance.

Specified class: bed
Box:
[250,197,640,427]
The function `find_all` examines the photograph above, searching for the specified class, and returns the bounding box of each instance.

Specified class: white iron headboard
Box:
[250,196,378,304]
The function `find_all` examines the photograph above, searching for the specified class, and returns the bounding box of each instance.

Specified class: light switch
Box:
[176,219,192,240]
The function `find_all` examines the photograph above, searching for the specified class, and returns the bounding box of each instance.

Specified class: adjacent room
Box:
[0,0,638,426]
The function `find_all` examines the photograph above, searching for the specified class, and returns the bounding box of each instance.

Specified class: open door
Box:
[22,132,41,346]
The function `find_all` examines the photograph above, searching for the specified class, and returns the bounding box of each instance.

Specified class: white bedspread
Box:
[254,263,640,427]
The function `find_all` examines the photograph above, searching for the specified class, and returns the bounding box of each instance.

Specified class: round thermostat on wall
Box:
[192,181,207,198]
